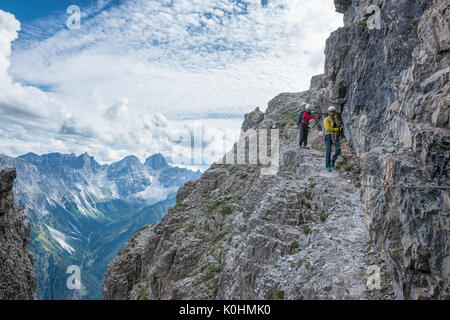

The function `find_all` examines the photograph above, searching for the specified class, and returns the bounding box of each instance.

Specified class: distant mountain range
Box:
[0,152,201,300]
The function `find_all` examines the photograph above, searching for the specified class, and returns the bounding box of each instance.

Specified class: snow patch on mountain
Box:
[46,225,76,255]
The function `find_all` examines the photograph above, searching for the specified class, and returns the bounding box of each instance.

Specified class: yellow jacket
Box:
[324,115,339,135]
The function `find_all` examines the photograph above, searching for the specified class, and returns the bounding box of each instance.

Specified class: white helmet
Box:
[328,106,337,113]
[305,104,311,110]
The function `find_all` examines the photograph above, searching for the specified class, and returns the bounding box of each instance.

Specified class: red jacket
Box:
[302,112,316,125]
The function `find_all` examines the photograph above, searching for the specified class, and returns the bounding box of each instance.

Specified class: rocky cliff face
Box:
[327,0,449,299]
[0,168,37,300]
[103,0,449,300]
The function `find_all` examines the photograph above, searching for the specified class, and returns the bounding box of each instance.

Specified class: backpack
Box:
[297,111,305,126]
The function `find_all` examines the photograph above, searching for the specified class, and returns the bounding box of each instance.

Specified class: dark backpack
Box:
[297,111,305,126]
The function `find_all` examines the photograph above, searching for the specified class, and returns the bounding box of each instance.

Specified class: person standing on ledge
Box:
[297,104,316,149]
[324,106,342,172]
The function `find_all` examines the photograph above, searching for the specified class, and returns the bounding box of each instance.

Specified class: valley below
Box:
[0,152,200,299]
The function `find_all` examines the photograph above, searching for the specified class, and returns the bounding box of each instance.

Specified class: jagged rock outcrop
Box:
[0,168,37,300]
[103,0,449,300]
[242,107,265,132]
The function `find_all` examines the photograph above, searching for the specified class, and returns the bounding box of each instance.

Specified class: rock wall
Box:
[0,168,37,300]
[325,0,449,299]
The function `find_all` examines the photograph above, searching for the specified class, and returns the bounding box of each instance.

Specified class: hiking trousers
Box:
[299,124,309,147]
[325,134,341,168]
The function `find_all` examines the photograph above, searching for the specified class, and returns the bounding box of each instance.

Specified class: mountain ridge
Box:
[0,151,201,299]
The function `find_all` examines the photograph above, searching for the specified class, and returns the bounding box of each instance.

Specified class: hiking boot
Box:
[326,167,332,172]
[304,146,310,149]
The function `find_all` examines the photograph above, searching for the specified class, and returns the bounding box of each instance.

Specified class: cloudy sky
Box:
[0,0,342,167]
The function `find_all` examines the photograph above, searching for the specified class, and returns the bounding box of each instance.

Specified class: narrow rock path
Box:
[251,147,368,299]
[284,147,393,299]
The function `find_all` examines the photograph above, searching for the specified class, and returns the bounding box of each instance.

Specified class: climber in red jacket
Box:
[298,105,316,149]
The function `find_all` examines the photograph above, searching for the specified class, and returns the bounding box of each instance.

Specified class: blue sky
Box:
[0,0,342,165]
[0,0,97,23]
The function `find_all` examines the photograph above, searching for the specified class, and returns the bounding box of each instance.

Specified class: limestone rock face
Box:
[103,0,449,300]
[324,0,449,299]
[0,168,37,300]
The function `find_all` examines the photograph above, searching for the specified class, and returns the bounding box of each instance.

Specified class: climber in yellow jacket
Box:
[324,106,342,172]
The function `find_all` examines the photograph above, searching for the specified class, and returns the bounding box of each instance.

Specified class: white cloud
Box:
[1,1,342,164]
[0,10,66,132]
[0,9,19,76]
